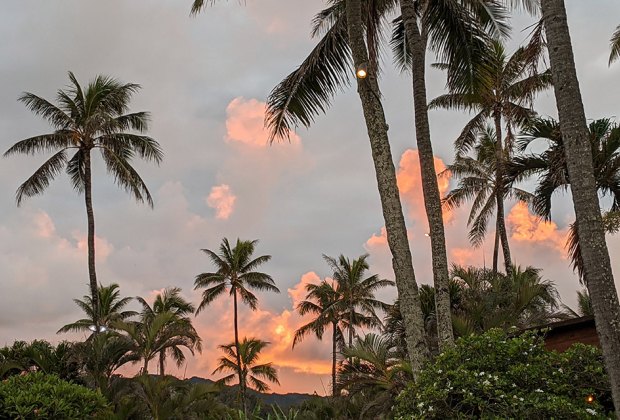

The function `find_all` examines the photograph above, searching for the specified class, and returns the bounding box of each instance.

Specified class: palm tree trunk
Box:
[332,321,337,397]
[542,0,620,411]
[348,303,354,348]
[143,357,149,375]
[492,217,499,274]
[159,350,165,376]
[400,0,454,352]
[233,288,247,416]
[493,113,512,275]
[84,150,99,332]
[345,0,429,375]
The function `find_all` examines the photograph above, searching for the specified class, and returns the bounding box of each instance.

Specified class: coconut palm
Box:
[541,0,620,407]
[58,283,137,335]
[213,338,279,407]
[562,289,593,318]
[194,238,279,414]
[4,73,163,328]
[136,287,197,376]
[324,254,394,347]
[338,333,412,419]
[293,280,343,396]
[429,38,551,273]
[116,310,201,375]
[443,127,534,272]
[512,117,620,277]
[610,24,620,65]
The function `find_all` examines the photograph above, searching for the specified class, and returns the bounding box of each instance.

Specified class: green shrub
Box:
[395,329,612,419]
[0,371,111,419]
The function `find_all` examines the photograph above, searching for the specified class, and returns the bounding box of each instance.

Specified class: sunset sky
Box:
[1,1,619,394]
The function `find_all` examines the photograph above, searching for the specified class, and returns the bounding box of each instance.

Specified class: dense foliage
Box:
[0,372,111,419]
[395,329,612,419]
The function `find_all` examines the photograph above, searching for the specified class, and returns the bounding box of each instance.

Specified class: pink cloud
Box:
[507,202,568,255]
[206,184,237,220]
[225,97,301,147]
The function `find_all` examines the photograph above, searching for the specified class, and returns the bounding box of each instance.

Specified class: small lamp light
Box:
[356,62,368,79]
[585,394,595,404]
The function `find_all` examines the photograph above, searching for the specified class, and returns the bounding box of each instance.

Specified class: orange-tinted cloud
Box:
[225,97,301,147]
[396,149,452,225]
[506,202,568,255]
[206,184,236,220]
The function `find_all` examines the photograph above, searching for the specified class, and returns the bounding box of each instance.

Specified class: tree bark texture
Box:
[84,150,100,331]
[233,288,247,416]
[542,0,620,412]
[346,0,429,374]
[400,0,454,351]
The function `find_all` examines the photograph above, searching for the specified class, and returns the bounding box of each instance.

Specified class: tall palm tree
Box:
[58,283,137,335]
[430,38,551,273]
[609,24,620,65]
[213,338,279,405]
[541,0,620,407]
[4,72,163,329]
[512,117,620,278]
[443,127,534,272]
[136,287,197,376]
[324,254,394,347]
[116,310,201,375]
[293,280,343,396]
[194,238,279,414]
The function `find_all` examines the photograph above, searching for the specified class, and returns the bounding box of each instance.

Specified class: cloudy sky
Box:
[1,1,619,394]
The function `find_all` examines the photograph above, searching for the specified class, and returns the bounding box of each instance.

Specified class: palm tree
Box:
[338,333,412,419]
[324,254,394,347]
[430,38,551,273]
[443,127,534,272]
[562,289,593,318]
[609,24,620,65]
[4,73,163,328]
[136,287,197,376]
[293,280,343,396]
[541,0,620,408]
[58,283,137,335]
[512,117,620,278]
[194,238,279,414]
[213,338,279,405]
[116,310,201,375]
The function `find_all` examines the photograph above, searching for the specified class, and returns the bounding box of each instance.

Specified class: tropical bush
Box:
[0,371,111,419]
[395,329,612,419]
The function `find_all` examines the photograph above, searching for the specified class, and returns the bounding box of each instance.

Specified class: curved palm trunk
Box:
[346,0,429,374]
[400,0,454,351]
[332,321,337,397]
[84,150,100,331]
[143,357,149,375]
[542,0,620,411]
[493,113,512,275]
[233,289,247,416]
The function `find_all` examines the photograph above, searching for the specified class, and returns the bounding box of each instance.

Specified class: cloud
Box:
[206,184,237,220]
[396,149,452,226]
[507,202,568,255]
[225,97,301,148]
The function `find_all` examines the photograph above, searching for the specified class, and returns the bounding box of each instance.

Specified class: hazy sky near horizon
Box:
[1,1,619,394]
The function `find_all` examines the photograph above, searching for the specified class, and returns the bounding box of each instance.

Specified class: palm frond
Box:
[15,149,68,205]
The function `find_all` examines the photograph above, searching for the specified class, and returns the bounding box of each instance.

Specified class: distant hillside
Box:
[187,376,317,409]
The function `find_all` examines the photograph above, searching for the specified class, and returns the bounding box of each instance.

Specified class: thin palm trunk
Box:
[542,0,620,412]
[493,218,500,274]
[143,357,149,375]
[84,150,99,331]
[345,0,429,374]
[493,113,512,274]
[159,350,165,376]
[400,0,454,351]
[348,301,354,348]
[332,320,337,397]
[233,288,247,416]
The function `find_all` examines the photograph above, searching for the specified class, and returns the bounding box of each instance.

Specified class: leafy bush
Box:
[0,371,111,419]
[395,329,612,419]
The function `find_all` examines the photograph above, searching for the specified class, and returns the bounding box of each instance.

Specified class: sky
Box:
[1,1,619,395]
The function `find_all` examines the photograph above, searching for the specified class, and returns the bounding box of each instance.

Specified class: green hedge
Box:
[0,371,111,419]
[395,329,612,419]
